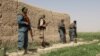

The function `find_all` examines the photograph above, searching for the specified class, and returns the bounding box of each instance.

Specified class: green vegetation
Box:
[78,32,100,41]
[41,43,100,56]
[41,32,100,56]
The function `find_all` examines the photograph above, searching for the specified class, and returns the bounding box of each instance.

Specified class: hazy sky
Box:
[20,0,100,32]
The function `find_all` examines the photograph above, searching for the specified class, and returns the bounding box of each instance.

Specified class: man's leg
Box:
[74,31,77,43]
[61,31,66,43]
[63,34,67,43]
[23,31,28,54]
[71,35,74,42]
[18,32,24,50]
[69,34,73,42]
[59,30,64,43]
[74,35,77,43]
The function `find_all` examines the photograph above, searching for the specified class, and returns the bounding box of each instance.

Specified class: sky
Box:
[20,0,100,32]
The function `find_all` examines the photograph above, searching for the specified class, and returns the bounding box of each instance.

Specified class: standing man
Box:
[69,20,77,43]
[17,7,33,54]
[38,15,50,47]
[73,20,77,43]
[58,19,67,43]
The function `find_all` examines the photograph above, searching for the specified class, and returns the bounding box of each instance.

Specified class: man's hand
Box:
[24,22,29,25]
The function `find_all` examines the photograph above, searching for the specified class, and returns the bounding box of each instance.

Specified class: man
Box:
[73,20,77,43]
[58,19,66,43]
[38,15,46,39]
[17,7,33,54]
[69,20,77,43]
[38,15,50,47]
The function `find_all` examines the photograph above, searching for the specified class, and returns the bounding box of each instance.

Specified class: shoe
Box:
[23,50,28,55]
[18,48,22,50]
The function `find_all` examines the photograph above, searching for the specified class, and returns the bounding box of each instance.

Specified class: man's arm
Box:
[17,15,27,25]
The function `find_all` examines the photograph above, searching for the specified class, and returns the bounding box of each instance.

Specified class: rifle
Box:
[24,14,33,41]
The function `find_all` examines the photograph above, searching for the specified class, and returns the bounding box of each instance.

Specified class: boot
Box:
[74,38,77,43]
